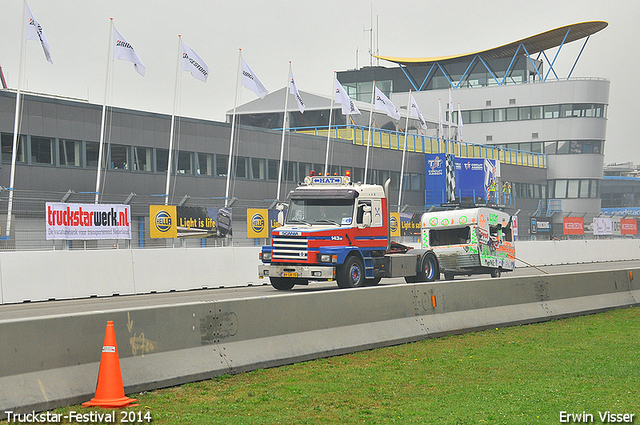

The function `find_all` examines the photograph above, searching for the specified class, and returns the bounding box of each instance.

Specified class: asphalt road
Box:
[2,259,639,321]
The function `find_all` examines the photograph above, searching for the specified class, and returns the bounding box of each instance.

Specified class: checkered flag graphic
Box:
[445,154,456,203]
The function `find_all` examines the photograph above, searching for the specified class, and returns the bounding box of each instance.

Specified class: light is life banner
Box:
[247,208,286,238]
[150,205,232,239]
[46,203,131,240]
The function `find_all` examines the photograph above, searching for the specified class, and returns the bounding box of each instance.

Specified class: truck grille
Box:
[272,236,309,261]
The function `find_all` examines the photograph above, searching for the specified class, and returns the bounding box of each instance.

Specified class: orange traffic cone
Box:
[83,321,137,408]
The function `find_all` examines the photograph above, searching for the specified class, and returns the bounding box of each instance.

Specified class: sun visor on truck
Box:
[288,188,359,200]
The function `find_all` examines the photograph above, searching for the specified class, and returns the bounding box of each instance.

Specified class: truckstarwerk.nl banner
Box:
[46,203,131,240]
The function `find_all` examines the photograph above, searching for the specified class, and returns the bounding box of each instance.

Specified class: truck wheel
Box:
[270,277,295,290]
[444,271,455,281]
[337,255,365,288]
[417,252,439,282]
[491,268,502,278]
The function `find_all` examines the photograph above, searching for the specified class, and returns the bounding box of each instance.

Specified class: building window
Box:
[567,180,579,198]
[233,156,248,179]
[267,159,279,181]
[252,158,267,180]
[506,107,518,121]
[31,136,54,165]
[176,151,193,174]
[494,108,506,122]
[544,105,560,119]
[156,149,169,173]
[216,154,228,177]
[1,133,26,163]
[133,147,152,172]
[108,144,129,170]
[579,180,590,198]
[196,153,213,176]
[556,141,570,154]
[518,106,531,120]
[482,109,493,123]
[531,106,543,120]
[85,141,100,168]
[554,180,567,199]
[59,139,82,167]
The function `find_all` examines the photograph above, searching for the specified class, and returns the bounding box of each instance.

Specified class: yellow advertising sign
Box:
[247,208,268,238]
[389,212,401,237]
[149,205,177,238]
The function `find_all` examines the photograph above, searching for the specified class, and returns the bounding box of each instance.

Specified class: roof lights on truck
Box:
[304,175,351,185]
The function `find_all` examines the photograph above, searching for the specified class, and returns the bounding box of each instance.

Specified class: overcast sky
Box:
[1,0,638,164]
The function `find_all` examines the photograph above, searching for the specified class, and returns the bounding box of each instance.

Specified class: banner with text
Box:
[150,205,232,238]
[563,217,584,235]
[247,208,286,238]
[593,217,613,235]
[46,203,131,240]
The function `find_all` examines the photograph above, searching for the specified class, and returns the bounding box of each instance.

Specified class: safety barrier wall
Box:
[0,247,264,305]
[1,240,640,305]
[1,267,638,413]
[515,239,640,266]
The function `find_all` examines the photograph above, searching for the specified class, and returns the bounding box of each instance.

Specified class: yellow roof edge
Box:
[374,21,608,65]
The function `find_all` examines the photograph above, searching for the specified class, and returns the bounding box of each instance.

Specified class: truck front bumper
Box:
[258,264,336,280]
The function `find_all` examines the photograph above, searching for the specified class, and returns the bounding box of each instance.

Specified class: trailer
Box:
[421,207,515,280]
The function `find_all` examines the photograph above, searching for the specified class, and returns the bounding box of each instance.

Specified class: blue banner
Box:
[425,154,448,206]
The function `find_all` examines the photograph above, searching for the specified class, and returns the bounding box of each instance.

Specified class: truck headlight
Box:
[261,252,272,261]
[320,254,337,263]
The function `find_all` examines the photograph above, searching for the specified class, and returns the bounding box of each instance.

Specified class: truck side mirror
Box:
[362,205,372,228]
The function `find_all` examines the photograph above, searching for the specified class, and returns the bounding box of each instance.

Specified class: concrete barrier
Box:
[1,267,638,413]
[1,240,639,304]
[515,239,640,267]
[0,247,263,304]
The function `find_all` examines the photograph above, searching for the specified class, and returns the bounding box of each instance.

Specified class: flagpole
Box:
[438,98,443,144]
[95,18,114,204]
[447,87,453,151]
[398,91,412,213]
[458,102,463,141]
[323,72,336,176]
[164,35,182,205]
[276,61,291,201]
[224,49,242,208]
[6,0,28,237]
[364,80,376,184]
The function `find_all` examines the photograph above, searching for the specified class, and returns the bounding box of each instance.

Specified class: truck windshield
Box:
[287,198,354,226]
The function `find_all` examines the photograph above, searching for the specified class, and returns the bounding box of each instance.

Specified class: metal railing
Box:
[291,125,547,168]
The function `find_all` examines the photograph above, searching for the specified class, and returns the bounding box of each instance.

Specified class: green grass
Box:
[48,306,640,424]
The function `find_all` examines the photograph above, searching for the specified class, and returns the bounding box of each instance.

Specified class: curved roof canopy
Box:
[374,21,608,66]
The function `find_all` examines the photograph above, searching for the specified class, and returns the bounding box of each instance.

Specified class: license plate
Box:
[282,272,298,277]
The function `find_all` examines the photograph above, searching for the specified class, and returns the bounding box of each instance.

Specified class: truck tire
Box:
[270,277,295,290]
[491,268,502,278]
[337,255,365,288]
[416,252,439,282]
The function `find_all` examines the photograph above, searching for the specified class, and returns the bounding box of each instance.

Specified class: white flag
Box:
[25,3,52,64]
[241,58,268,99]
[181,40,209,82]
[335,79,361,115]
[410,95,428,131]
[374,87,400,120]
[289,68,305,114]
[113,27,145,76]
